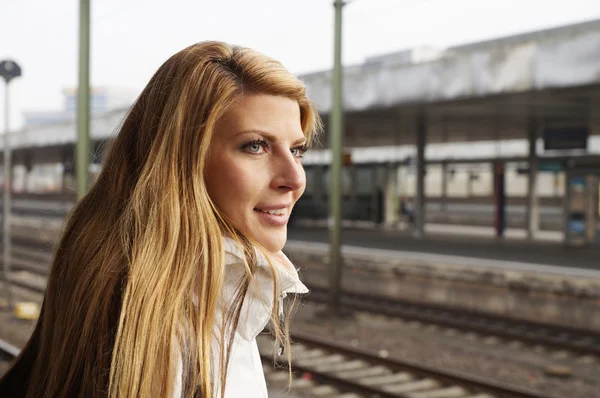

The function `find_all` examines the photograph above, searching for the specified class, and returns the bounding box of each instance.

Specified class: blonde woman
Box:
[0,41,322,398]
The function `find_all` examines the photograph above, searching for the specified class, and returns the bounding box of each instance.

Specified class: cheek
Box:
[227,169,256,203]
[208,158,257,212]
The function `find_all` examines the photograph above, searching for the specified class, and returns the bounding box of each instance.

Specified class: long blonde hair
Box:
[0,41,321,398]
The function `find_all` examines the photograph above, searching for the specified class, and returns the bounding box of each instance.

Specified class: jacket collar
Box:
[220,237,308,340]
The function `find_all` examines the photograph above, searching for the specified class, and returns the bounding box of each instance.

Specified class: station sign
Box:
[538,161,563,172]
[543,128,588,151]
[516,160,563,174]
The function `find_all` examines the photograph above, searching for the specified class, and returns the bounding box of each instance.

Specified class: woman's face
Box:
[205,93,307,253]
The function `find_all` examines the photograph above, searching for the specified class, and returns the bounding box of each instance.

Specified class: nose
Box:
[272,150,305,192]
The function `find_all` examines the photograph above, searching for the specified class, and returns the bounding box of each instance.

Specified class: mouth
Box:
[254,208,286,216]
[253,206,290,226]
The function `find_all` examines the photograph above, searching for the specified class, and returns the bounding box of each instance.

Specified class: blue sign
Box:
[568,219,586,236]
[569,176,585,192]
[538,161,563,172]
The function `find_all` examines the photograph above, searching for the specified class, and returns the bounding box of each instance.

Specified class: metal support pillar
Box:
[76,0,91,200]
[62,163,73,193]
[20,167,27,193]
[313,165,323,216]
[563,169,574,246]
[441,161,447,211]
[384,164,399,227]
[371,166,379,224]
[23,153,32,193]
[494,162,506,237]
[466,170,473,198]
[328,0,345,315]
[349,164,357,209]
[527,119,539,240]
[414,113,427,238]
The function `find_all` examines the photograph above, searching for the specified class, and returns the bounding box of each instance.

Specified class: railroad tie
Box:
[314,359,366,373]
[309,385,339,396]
[383,378,440,394]
[261,364,273,375]
[9,270,47,291]
[294,353,345,368]
[358,371,413,386]
[292,348,324,360]
[334,365,390,379]
[291,377,316,390]
[406,385,469,398]
[291,343,308,352]
[266,370,290,382]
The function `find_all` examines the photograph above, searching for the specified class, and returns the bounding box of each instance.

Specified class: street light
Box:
[77,0,91,200]
[329,0,345,314]
[0,59,22,309]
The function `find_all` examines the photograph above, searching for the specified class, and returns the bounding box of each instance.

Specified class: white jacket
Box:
[173,238,308,397]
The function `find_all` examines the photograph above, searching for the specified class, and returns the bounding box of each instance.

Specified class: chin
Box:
[258,233,287,253]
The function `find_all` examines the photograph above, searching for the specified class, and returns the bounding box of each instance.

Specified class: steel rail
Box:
[261,331,549,398]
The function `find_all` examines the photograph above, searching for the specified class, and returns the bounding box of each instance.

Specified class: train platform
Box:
[287,225,600,274]
[6,214,599,276]
[285,226,600,333]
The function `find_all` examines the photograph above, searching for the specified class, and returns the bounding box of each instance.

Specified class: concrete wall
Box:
[285,243,600,332]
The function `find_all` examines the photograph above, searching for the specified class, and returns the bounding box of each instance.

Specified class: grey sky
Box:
[1,0,600,131]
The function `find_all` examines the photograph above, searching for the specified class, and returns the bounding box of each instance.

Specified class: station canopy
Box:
[2,19,600,154]
[301,18,600,147]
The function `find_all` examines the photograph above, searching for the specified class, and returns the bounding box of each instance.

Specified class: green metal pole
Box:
[329,0,344,314]
[76,0,91,200]
[415,113,426,238]
[3,82,14,308]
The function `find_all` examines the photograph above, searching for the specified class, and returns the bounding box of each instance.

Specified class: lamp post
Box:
[77,0,91,200]
[329,0,345,314]
[0,60,22,309]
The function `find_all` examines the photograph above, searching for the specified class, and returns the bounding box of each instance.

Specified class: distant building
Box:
[21,110,73,126]
[23,86,138,127]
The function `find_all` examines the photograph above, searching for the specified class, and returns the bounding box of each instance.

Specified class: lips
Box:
[255,208,286,216]
[254,203,291,213]
[253,205,290,226]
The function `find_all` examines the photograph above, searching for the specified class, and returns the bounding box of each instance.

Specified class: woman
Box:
[0,41,322,397]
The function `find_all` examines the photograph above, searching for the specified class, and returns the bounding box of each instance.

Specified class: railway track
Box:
[4,238,600,363]
[1,237,596,396]
[0,331,549,398]
[306,285,600,360]
[1,238,53,295]
[0,338,19,378]
[260,332,548,398]
[0,339,19,361]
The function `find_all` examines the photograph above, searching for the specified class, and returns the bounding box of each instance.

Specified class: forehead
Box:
[215,93,303,139]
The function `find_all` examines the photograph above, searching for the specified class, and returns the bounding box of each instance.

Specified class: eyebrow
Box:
[237,129,307,146]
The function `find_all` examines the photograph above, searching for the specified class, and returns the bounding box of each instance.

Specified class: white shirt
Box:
[173,238,308,397]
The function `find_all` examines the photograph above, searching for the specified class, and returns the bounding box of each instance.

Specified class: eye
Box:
[291,144,309,159]
[243,140,268,155]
